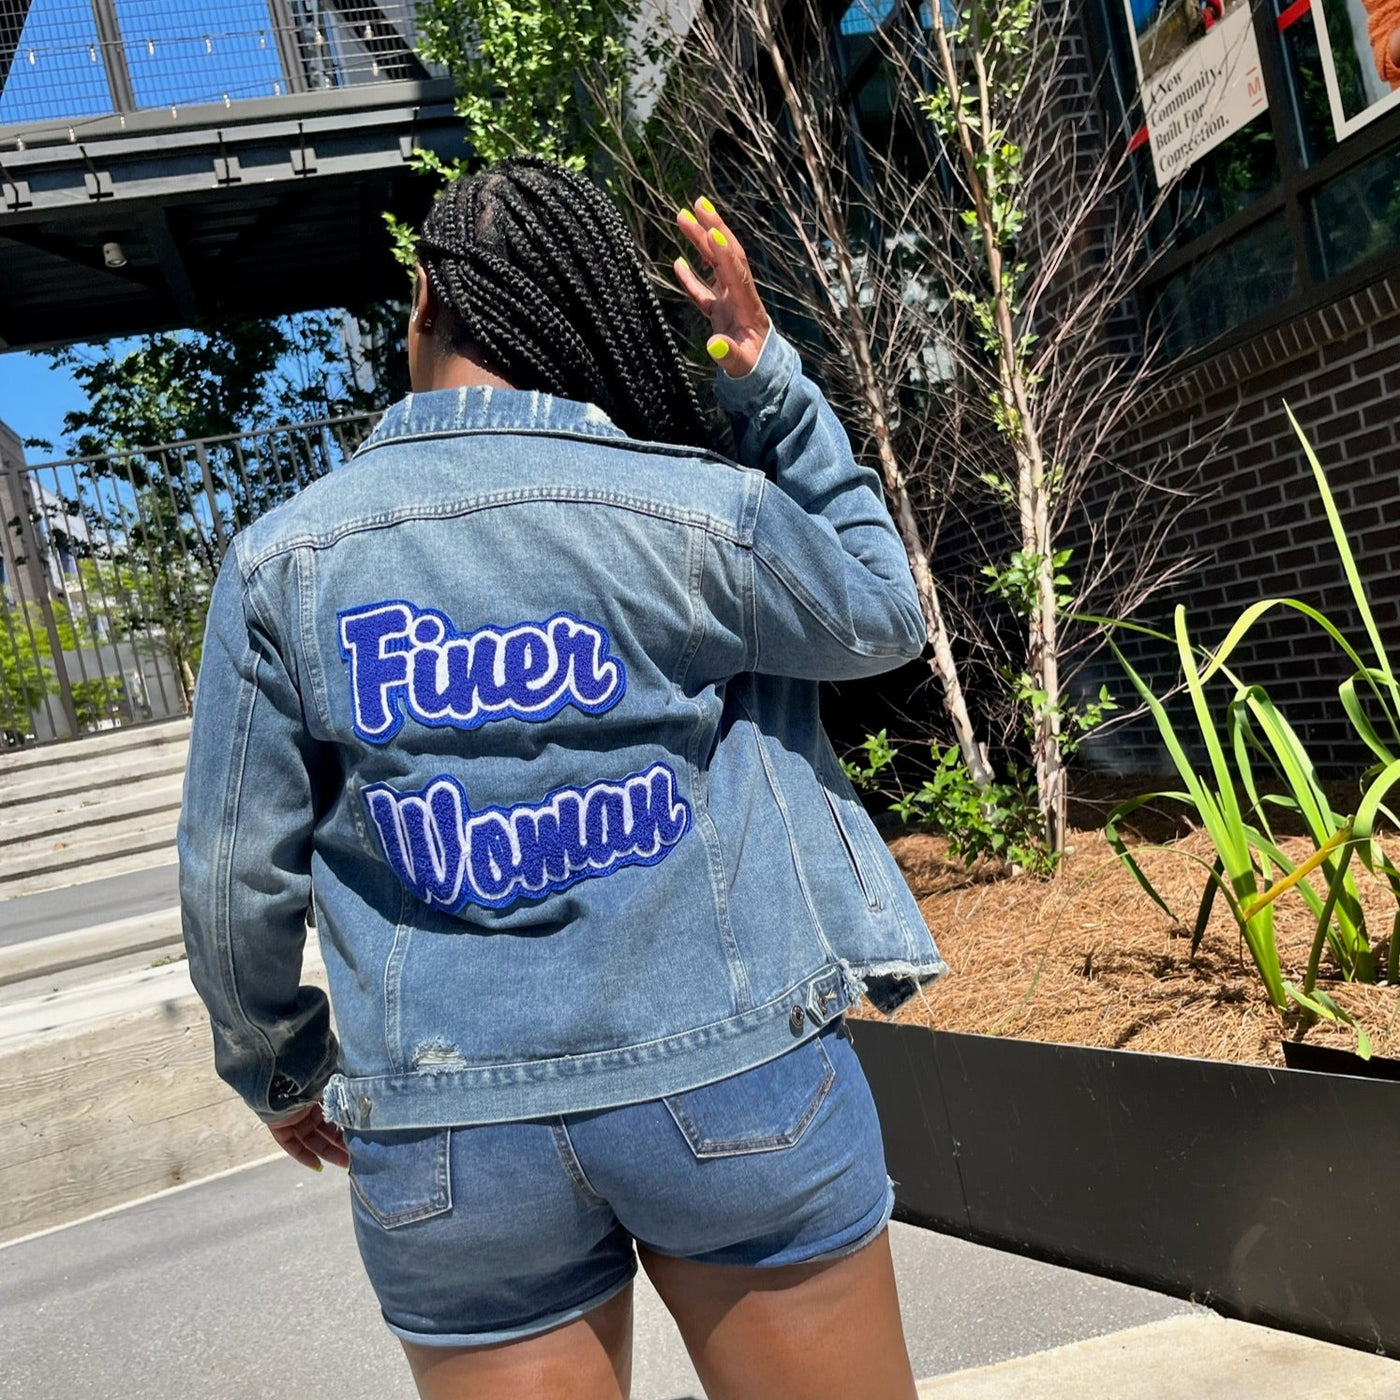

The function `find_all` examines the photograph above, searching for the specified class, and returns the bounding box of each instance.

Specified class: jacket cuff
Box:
[258,1040,340,1125]
[713,325,796,415]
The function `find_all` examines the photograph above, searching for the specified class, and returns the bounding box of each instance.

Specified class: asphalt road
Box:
[0,863,179,946]
[0,1157,1196,1399]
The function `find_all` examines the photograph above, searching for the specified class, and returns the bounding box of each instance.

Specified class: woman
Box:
[179,157,945,1400]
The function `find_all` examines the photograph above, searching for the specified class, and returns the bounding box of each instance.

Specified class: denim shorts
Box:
[344,1017,894,1347]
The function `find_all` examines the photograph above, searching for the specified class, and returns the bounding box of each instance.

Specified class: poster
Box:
[1122,0,1269,184]
[1314,0,1400,138]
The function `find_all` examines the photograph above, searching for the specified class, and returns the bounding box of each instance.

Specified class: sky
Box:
[0,348,87,461]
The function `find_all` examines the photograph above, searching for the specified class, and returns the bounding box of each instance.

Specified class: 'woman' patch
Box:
[363,763,691,911]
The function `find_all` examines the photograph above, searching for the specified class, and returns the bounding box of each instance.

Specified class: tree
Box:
[387,0,1199,859]
[0,608,48,740]
[597,0,1200,859]
[19,310,405,719]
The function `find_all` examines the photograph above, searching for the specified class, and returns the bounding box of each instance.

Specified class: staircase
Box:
[0,720,189,900]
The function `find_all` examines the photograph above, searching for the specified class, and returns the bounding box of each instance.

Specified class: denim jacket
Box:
[178,331,947,1131]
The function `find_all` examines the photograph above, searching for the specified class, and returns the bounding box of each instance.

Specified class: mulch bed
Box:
[865,790,1400,1067]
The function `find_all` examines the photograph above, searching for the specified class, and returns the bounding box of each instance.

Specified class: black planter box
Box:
[852,1020,1400,1356]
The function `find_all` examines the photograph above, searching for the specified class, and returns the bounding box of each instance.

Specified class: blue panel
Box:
[114,0,286,109]
[0,1,113,127]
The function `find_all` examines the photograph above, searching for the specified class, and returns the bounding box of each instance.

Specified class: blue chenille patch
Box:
[337,601,626,743]
[362,763,691,912]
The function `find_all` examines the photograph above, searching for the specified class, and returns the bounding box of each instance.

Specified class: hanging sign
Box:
[1313,0,1400,138]
[1122,0,1269,184]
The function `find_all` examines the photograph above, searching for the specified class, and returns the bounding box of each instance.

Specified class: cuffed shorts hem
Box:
[640,1174,896,1272]
[382,1265,637,1349]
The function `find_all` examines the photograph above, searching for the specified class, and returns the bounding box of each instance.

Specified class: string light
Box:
[146,39,155,55]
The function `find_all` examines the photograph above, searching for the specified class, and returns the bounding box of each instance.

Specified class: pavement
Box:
[4,1155,1393,1399]
[0,1155,1202,1400]
[0,863,178,943]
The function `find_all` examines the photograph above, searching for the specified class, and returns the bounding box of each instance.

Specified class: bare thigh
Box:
[640,1229,918,1400]
[400,1282,634,1400]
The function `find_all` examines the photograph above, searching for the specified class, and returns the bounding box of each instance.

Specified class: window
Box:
[1087,0,1400,354]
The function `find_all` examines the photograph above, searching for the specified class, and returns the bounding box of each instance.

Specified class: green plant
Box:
[1105,408,1400,1056]
[383,0,637,269]
[845,730,1060,875]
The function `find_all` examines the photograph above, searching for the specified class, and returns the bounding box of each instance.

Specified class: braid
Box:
[418,157,712,450]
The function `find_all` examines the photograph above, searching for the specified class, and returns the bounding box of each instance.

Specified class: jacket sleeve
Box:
[714,330,926,679]
[177,549,338,1124]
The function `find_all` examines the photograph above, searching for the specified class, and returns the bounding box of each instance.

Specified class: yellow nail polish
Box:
[707,339,730,361]
[311,1161,324,1172]
[697,196,717,216]
[678,208,698,224]
[710,229,729,249]
[677,257,691,272]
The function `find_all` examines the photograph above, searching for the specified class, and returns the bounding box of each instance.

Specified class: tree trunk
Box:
[927,0,1067,847]
[756,0,994,788]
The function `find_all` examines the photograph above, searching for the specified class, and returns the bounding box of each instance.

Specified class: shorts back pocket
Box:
[347,1126,452,1229]
[663,1033,836,1160]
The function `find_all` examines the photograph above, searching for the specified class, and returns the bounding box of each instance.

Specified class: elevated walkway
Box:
[0,1,466,348]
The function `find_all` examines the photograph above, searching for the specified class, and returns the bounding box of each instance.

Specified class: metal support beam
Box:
[266,0,311,94]
[0,225,163,296]
[138,209,199,323]
[89,0,136,115]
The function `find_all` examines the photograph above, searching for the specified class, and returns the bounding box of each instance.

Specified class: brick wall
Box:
[1078,268,1400,775]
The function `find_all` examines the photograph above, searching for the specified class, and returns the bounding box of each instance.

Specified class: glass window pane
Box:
[0,0,113,127]
[1277,8,1338,162]
[1151,211,1299,352]
[1311,142,1400,276]
[1149,110,1280,247]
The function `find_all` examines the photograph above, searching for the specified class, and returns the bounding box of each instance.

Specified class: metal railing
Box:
[0,410,377,747]
[0,0,433,137]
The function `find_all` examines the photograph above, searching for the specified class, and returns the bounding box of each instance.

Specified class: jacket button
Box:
[789,1006,805,1034]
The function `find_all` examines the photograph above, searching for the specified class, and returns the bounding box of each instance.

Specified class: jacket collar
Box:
[364,386,629,449]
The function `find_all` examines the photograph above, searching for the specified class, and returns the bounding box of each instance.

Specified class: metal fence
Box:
[0,411,377,747]
[0,0,433,134]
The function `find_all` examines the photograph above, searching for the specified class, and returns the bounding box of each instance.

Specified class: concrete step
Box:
[0,845,179,902]
[0,718,190,781]
[0,929,325,1242]
[0,907,183,994]
[0,813,178,882]
[0,772,185,847]
[0,743,188,810]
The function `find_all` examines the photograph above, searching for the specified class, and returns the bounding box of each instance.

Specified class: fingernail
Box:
[678,208,698,224]
[311,1162,324,1173]
[697,196,717,216]
[677,257,691,272]
[710,229,729,249]
[707,339,730,361]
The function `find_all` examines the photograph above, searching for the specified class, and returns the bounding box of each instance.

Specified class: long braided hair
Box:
[417,157,712,450]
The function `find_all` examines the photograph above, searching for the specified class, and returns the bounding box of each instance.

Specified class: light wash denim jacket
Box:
[178,331,947,1131]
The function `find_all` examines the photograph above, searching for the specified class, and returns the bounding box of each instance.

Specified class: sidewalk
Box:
[2,1153,1390,1399]
[0,1156,1193,1400]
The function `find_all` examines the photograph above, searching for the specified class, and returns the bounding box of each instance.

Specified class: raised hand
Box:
[673,197,773,379]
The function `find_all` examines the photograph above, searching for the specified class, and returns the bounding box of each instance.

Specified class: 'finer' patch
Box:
[338,602,625,742]
[363,764,690,911]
